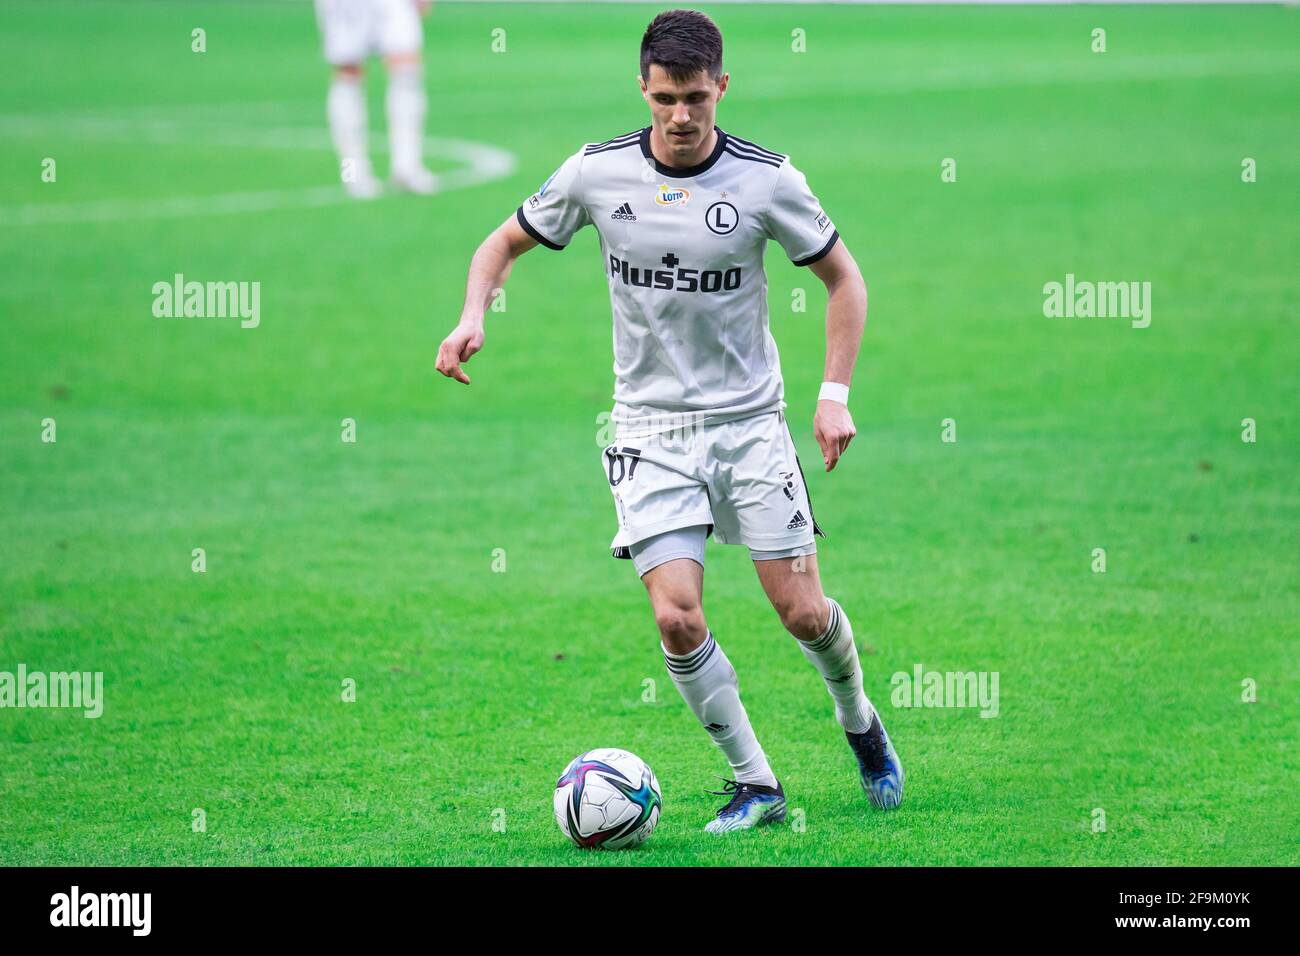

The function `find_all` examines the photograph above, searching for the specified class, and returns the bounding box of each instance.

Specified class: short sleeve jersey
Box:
[515,126,839,434]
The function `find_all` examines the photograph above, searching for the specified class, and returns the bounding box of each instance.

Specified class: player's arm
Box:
[438,148,589,386]
[808,240,867,472]
[764,157,865,471]
[436,215,538,385]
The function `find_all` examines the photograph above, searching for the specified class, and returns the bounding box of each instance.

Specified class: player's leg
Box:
[327,64,382,198]
[315,0,381,198]
[713,410,903,809]
[752,541,903,810]
[752,551,871,729]
[378,0,435,192]
[632,528,786,832]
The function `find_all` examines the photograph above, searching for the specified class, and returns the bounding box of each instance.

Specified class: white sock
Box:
[386,63,427,176]
[799,597,875,734]
[664,632,778,789]
[327,74,372,183]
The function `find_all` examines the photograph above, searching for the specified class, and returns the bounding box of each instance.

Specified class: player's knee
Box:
[335,64,363,80]
[385,52,422,71]
[654,604,706,653]
[778,597,827,641]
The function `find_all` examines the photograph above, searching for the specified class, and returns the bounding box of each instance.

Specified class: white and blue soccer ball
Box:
[553,748,662,849]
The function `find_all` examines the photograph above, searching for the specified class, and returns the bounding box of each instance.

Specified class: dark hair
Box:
[640,9,724,84]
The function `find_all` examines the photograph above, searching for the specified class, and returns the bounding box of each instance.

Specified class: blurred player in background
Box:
[314,0,436,198]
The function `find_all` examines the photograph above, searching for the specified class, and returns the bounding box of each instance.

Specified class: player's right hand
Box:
[436,322,484,385]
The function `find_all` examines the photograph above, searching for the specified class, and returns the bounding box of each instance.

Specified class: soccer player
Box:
[437,9,903,832]
[313,0,436,198]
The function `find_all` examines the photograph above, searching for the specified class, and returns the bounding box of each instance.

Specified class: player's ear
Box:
[716,72,729,101]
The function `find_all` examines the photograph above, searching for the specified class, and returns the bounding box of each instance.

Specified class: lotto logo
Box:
[655,184,690,206]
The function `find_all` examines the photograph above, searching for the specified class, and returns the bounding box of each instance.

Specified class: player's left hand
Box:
[436,321,484,384]
[414,0,433,15]
[814,399,856,472]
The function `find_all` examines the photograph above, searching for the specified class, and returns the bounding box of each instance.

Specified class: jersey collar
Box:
[639,125,728,178]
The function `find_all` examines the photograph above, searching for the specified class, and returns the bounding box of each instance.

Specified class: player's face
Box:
[640,65,729,162]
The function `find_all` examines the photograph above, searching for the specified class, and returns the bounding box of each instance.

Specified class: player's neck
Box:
[649,125,718,171]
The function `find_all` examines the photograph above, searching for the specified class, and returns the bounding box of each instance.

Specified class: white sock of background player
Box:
[386,62,428,178]
[798,596,876,734]
[326,72,374,187]
[664,632,780,789]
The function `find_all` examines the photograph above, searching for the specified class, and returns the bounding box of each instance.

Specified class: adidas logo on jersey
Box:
[787,510,808,530]
[611,202,637,222]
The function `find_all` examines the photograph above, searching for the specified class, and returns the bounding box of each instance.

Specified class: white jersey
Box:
[516,126,838,437]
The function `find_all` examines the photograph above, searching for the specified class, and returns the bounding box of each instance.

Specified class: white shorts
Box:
[314,0,423,66]
[602,410,825,562]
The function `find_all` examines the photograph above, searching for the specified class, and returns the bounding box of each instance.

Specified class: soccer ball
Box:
[553,748,662,849]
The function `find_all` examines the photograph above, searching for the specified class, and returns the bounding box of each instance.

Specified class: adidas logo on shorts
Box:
[786,510,808,530]
[611,202,637,221]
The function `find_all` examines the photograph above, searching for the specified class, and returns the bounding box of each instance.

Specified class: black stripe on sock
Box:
[665,642,717,671]
[807,601,840,653]
[664,633,716,676]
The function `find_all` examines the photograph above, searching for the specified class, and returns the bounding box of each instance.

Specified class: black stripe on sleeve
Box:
[723,144,782,168]
[585,140,641,157]
[792,229,839,267]
[584,129,642,154]
[725,140,785,165]
[726,132,785,162]
[515,206,565,251]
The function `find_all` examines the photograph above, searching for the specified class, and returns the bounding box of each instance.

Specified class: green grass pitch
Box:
[1,1,1297,866]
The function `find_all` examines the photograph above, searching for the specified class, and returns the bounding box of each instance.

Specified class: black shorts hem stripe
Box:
[792,230,839,268]
[794,453,827,539]
[515,206,564,251]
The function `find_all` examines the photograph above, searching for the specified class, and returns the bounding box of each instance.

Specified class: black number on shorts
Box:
[605,446,642,487]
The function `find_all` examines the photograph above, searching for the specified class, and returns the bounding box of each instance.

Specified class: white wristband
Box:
[818,381,850,406]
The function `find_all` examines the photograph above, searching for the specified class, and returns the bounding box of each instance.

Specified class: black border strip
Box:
[2,866,1282,940]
